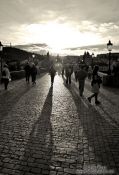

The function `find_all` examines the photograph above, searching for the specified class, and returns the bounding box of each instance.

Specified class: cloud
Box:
[1,0,119,47]
[1,0,119,25]
[15,43,49,55]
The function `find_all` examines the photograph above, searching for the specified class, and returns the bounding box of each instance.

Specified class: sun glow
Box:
[19,21,101,54]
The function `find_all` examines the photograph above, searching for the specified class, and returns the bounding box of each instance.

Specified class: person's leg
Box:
[31,75,34,84]
[3,79,6,90]
[88,93,96,103]
[69,75,71,84]
[75,72,77,82]
[27,74,30,83]
[33,75,36,84]
[79,81,81,96]
[66,75,68,84]
[80,81,84,96]
[4,79,9,90]
[95,93,100,104]
[34,75,36,84]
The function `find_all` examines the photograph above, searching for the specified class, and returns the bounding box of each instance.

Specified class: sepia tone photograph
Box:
[0,0,119,174]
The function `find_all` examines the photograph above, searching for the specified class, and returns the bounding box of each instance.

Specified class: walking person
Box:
[87,65,102,105]
[1,64,10,90]
[65,65,73,85]
[49,65,56,86]
[62,66,64,77]
[31,63,37,85]
[73,64,79,82]
[24,62,31,83]
[77,65,87,97]
[87,66,93,80]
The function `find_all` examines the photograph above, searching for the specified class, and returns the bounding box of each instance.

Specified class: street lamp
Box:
[107,40,113,75]
[32,54,35,62]
[0,41,3,73]
[91,53,94,68]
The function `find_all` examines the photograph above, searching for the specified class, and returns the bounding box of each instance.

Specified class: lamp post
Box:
[32,54,35,62]
[91,53,94,68]
[107,40,113,75]
[0,41,3,73]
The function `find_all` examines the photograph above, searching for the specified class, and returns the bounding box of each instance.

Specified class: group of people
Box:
[0,62,38,90]
[24,62,37,84]
[49,64,102,105]
[1,61,102,105]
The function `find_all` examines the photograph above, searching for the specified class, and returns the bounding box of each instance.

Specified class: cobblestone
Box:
[0,74,119,174]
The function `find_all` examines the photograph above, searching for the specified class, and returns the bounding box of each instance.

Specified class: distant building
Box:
[63,55,79,65]
[97,53,119,62]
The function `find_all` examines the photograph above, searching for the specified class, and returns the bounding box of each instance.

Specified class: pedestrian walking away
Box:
[49,65,56,86]
[65,65,73,85]
[31,63,37,85]
[87,65,102,105]
[77,65,87,97]
[73,64,79,82]
[62,66,65,77]
[1,64,11,90]
[87,66,93,80]
[24,62,31,83]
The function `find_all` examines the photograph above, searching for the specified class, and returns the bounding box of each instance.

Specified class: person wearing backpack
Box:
[2,64,10,90]
[87,65,102,105]
[77,65,87,97]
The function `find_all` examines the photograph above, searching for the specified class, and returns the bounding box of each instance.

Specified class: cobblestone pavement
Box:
[0,74,119,175]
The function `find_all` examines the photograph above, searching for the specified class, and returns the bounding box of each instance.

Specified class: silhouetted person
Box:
[73,64,79,82]
[24,62,31,83]
[65,65,73,85]
[77,65,87,96]
[31,63,37,85]
[2,64,10,90]
[88,65,102,105]
[87,66,93,80]
[62,67,64,77]
[49,65,56,86]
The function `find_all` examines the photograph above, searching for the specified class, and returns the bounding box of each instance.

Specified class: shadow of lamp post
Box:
[107,40,113,75]
[0,41,3,74]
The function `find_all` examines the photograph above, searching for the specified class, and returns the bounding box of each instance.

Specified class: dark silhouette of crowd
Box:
[24,62,37,85]
[1,58,119,106]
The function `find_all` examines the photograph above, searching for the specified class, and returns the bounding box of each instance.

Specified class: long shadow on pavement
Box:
[0,74,46,122]
[65,83,119,175]
[20,86,53,174]
[0,83,33,123]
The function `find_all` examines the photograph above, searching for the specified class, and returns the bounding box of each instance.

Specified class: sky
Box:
[0,0,119,55]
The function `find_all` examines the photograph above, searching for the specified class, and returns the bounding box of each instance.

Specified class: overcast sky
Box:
[0,0,119,54]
